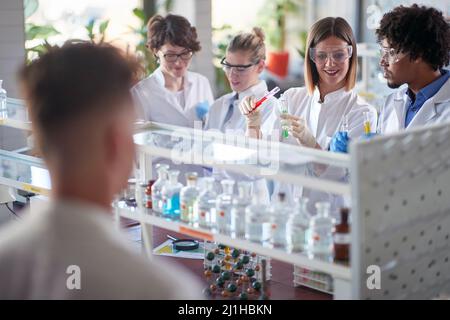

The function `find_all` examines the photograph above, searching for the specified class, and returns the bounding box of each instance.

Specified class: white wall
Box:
[0,0,27,150]
[171,0,216,95]
[0,0,25,98]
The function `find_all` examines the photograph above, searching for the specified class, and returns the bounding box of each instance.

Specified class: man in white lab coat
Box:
[0,43,202,299]
[376,4,450,134]
[331,5,450,152]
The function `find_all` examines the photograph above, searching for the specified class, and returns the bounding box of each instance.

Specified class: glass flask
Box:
[180,172,199,223]
[308,202,335,259]
[196,177,217,229]
[231,181,252,238]
[245,199,271,243]
[288,197,311,252]
[151,164,169,214]
[215,180,235,235]
[161,170,183,219]
[270,192,292,249]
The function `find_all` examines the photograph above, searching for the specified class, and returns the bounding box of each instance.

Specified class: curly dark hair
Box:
[376,4,450,71]
[147,14,201,53]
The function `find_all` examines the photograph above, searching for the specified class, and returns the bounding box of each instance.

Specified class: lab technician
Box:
[205,28,277,203]
[132,14,214,127]
[332,5,450,152]
[0,42,202,299]
[240,17,377,214]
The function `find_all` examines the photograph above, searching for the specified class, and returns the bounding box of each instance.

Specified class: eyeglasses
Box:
[220,57,258,75]
[379,46,407,65]
[309,46,353,65]
[160,50,193,63]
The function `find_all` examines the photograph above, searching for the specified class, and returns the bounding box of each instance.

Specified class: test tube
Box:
[279,94,289,139]
[363,111,371,136]
[340,115,349,134]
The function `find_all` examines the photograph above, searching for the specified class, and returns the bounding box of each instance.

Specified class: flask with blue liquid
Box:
[161,170,182,219]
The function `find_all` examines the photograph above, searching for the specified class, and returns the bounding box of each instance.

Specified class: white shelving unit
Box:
[116,202,351,281]
[2,99,449,300]
[130,122,353,299]
[0,98,32,131]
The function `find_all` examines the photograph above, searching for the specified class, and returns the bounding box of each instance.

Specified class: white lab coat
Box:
[378,77,450,134]
[0,199,203,299]
[273,87,378,148]
[132,67,214,127]
[132,67,214,182]
[271,87,378,217]
[204,81,277,204]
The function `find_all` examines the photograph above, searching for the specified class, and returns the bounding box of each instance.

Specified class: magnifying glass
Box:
[167,235,199,251]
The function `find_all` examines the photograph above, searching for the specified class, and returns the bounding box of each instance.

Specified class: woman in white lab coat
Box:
[132,14,214,127]
[240,17,377,215]
[205,28,276,203]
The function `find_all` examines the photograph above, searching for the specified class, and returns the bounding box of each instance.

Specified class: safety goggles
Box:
[160,50,193,63]
[379,46,407,65]
[309,45,353,65]
[220,57,258,75]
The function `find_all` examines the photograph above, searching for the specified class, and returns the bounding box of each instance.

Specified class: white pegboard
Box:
[351,122,450,300]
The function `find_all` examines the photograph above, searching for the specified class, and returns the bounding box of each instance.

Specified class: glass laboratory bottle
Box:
[215,180,235,235]
[308,202,335,259]
[144,180,156,209]
[0,80,7,118]
[288,197,311,252]
[231,181,252,238]
[270,192,292,249]
[245,199,271,243]
[161,170,182,219]
[196,177,217,229]
[180,172,199,224]
[333,208,350,262]
[151,164,169,214]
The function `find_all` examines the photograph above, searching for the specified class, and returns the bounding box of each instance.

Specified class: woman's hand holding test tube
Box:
[280,114,319,148]
[239,87,280,138]
[239,96,262,127]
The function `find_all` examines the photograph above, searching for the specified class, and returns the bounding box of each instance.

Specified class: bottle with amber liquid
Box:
[333,208,350,262]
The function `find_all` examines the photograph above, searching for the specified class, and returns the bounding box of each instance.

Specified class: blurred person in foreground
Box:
[0,42,202,299]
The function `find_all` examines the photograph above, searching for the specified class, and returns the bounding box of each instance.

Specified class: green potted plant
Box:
[258,0,301,78]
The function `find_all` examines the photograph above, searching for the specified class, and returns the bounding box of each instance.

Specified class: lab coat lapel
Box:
[407,78,450,129]
[155,68,192,121]
[406,99,438,129]
[392,94,407,131]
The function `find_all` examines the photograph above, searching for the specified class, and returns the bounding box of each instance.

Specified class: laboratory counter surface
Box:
[123,218,332,300]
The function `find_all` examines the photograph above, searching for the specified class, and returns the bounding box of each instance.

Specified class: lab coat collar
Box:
[429,76,450,104]
[313,87,347,104]
[406,77,450,128]
[153,67,194,90]
[234,81,268,101]
[45,198,114,225]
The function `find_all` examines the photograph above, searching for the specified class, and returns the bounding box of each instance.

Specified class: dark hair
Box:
[305,17,358,94]
[147,14,201,53]
[20,41,141,153]
[376,4,450,71]
[227,27,266,63]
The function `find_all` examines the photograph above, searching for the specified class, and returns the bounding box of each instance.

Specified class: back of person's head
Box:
[20,42,141,196]
[147,14,201,53]
[304,17,357,94]
[376,4,450,71]
[227,27,266,64]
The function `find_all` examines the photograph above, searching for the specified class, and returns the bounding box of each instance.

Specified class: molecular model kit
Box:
[202,241,271,300]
